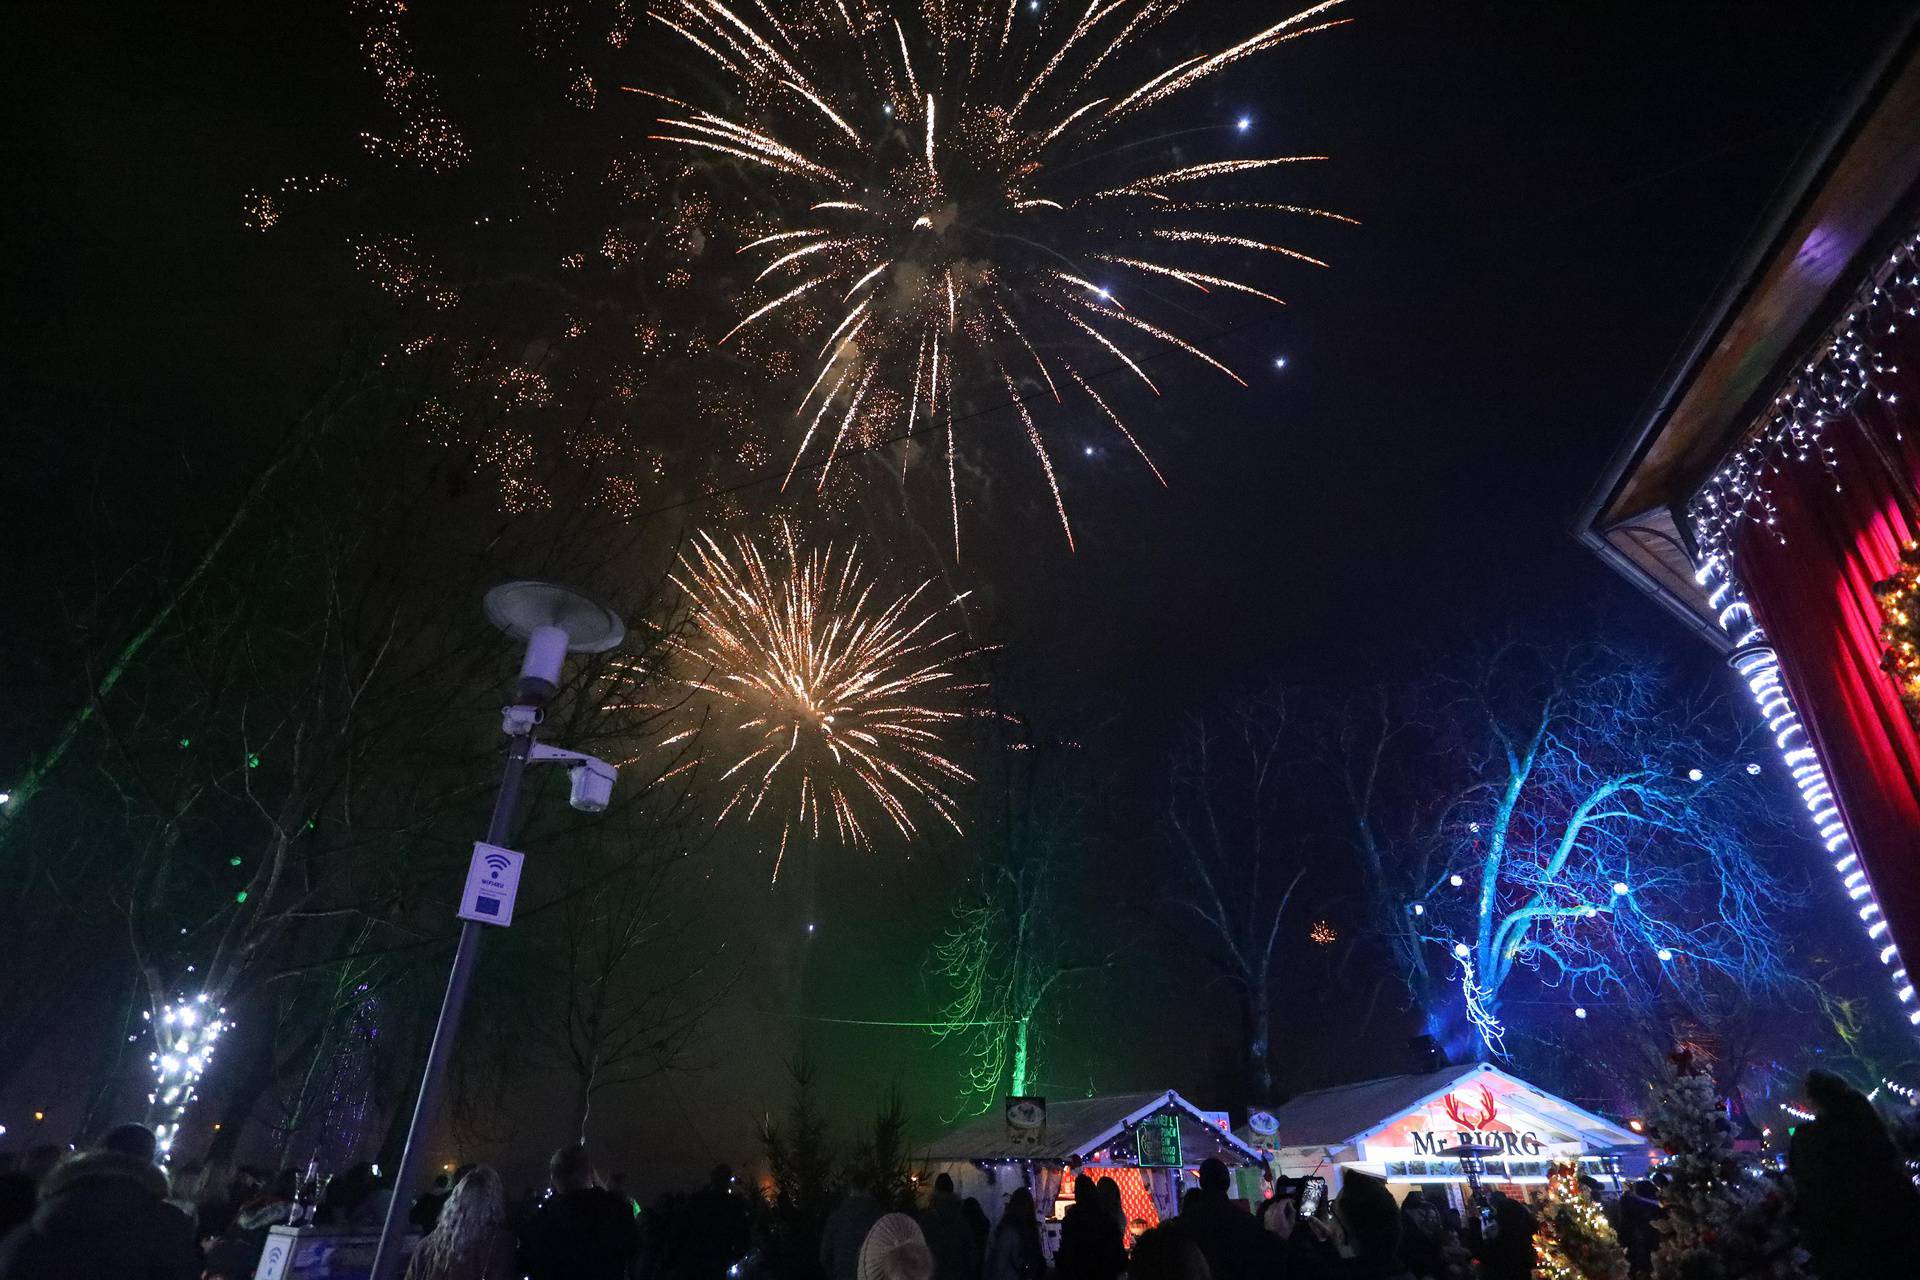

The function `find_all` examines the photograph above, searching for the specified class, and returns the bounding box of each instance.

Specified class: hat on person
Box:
[857,1212,934,1280]
[101,1124,159,1164]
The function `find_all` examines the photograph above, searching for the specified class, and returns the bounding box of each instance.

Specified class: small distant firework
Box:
[638,0,1354,550]
[608,521,977,878]
[1309,919,1337,946]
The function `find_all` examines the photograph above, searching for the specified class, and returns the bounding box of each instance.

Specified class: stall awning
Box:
[922,1090,1263,1165]
[1265,1062,1641,1154]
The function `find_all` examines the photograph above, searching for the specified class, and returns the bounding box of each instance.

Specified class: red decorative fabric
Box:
[1731,327,1920,972]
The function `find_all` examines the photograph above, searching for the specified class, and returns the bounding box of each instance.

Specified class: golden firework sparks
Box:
[635,0,1353,553]
[609,521,977,879]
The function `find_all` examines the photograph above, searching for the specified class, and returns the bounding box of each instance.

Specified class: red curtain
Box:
[1731,325,1920,972]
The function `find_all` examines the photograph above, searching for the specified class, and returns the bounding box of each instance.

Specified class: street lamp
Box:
[369,582,623,1280]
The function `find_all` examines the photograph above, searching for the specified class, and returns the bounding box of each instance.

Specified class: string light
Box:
[1455,951,1506,1057]
[148,994,229,1158]
[1873,543,1920,713]
[1690,229,1918,559]
[1699,556,1919,1022]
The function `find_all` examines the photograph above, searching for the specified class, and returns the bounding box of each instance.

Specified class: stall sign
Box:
[1364,1082,1581,1163]
[1006,1096,1047,1146]
[1135,1113,1182,1168]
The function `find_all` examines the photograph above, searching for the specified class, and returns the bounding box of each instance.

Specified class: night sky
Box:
[6,0,1914,1193]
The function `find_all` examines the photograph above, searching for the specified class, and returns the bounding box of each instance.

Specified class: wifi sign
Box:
[459,842,525,928]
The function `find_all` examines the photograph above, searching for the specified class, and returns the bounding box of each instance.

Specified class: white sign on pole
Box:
[457,842,525,927]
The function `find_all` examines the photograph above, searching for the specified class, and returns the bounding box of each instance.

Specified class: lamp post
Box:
[368,582,624,1280]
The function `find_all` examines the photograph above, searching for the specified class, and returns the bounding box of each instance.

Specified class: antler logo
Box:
[1442,1085,1499,1132]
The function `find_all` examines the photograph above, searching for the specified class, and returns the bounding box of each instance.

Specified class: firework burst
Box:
[637,0,1354,550]
[609,521,977,877]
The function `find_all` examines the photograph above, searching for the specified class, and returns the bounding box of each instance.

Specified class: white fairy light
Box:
[1698,554,1920,1024]
[147,993,228,1158]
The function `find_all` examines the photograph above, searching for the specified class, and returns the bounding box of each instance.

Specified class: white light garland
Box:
[1697,556,1918,1024]
[1689,228,1919,560]
[1453,950,1507,1058]
[146,993,229,1157]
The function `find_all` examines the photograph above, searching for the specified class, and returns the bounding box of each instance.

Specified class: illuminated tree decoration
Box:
[1873,541,1920,723]
[1453,949,1506,1059]
[1647,1051,1808,1280]
[607,521,977,878]
[145,994,229,1158]
[638,0,1355,551]
[1533,1161,1627,1280]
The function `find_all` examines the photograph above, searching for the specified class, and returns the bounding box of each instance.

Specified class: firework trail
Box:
[605,520,977,876]
[637,0,1353,550]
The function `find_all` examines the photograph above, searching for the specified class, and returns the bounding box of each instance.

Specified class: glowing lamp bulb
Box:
[1746,762,1762,775]
[1410,902,1424,916]
[1657,948,1674,962]
[1574,1007,1588,1019]
[1453,943,1471,959]
[1449,874,1463,888]
[0,792,10,804]
[1612,882,1629,896]
[1687,767,1704,782]
[1273,356,1287,369]
[1235,116,1251,132]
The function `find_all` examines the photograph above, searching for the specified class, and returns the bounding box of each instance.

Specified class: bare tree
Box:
[1164,693,1311,1102]
[1328,641,1799,1058]
[521,832,723,1144]
[930,744,1106,1115]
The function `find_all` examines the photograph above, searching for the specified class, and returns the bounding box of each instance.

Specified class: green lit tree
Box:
[930,738,1106,1114]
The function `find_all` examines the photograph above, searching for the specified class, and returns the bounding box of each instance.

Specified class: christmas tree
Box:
[1647,1050,1807,1280]
[1534,1162,1627,1280]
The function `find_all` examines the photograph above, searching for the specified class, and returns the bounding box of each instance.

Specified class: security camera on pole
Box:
[369,582,624,1280]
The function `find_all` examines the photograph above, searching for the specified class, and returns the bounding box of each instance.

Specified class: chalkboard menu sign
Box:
[1134,1113,1182,1167]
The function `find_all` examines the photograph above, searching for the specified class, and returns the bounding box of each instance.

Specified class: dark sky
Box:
[6,0,1915,1192]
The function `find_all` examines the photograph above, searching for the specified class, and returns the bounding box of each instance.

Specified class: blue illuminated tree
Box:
[1329,641,1799,1058]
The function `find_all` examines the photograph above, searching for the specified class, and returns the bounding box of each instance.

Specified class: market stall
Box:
[922,1090,1265,1248]
[1256,1062,1645,1211]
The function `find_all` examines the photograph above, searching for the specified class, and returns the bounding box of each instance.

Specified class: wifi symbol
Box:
[483,853,512,878]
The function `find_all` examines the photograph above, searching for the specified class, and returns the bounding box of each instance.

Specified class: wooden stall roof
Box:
[1576,20,1920,645]
[1263,1061,1640,1154]
[922,1089,1263,1165]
